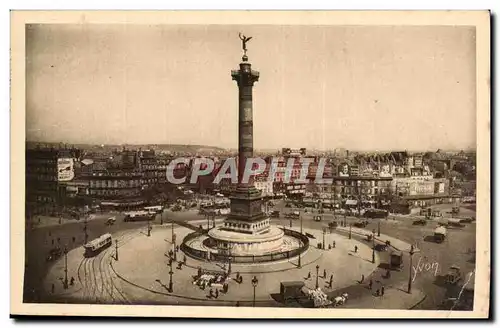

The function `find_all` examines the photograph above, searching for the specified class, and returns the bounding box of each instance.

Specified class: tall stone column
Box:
[231,61,259,186]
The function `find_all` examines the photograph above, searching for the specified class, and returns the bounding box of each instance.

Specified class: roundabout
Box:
[42,221,398,306]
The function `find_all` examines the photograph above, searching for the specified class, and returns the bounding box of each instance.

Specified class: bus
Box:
[144,205,163,215]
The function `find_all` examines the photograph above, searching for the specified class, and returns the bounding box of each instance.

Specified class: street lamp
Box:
[83,215,89,244]
[168,259,174,292]
[115,239,119,261]
[377,220,381,237]
[408,245,415,294]
[147,218,151,237]
[322,228,326,250]
[251,276,258,307]
[372,229,376,264]
[349,223,352,239]
[315,265,320,289]
[63,247,68,289]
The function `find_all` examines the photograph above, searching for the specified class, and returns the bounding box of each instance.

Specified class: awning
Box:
[345,200,358,206]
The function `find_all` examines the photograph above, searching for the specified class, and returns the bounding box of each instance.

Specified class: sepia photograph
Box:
[10,10,490,318]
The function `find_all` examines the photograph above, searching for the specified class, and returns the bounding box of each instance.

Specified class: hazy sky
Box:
[26,24,476,151]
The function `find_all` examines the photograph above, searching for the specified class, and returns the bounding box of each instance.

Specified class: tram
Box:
[84,233,113,257]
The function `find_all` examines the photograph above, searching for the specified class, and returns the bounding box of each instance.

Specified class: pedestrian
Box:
[70,277,75,286]
[328,244,331,250]
[215,289,219,298]
[354,245,358,253]
[51,239,54,245]
[375,289,380,297]
[360,274,365,283]
[209,288,213,298]
[329,274,333,285]
[368,279,373,290]
[51,283,55,294]
[333,241,336,248]
[323,269,327,278]
[198,267,202,277]
[236,301,240,307]
[307,272,311,279]
[381,286,385,296]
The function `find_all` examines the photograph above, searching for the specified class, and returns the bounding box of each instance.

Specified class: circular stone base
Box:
[207,226,285,256]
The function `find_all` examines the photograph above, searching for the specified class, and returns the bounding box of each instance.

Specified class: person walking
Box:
[51,283,55,294]
[215,289,219,298]
[381,286,385,296]
[323,269,327,278]
[307,271,311,279]
[329,274,333,286]
[333,241,336,248]
[70,277,75,286]
[354,245,358,253]
[360,274,365,283]
[368,279,373,290]
[209,288,214,298]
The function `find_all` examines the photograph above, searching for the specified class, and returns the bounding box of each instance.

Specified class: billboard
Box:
[408,181,435,196]
[58,158,75,181]
[435,182,446,194]
[338,163,350,177]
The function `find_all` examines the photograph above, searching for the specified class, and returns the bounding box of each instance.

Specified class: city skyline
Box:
[26,24,477,151]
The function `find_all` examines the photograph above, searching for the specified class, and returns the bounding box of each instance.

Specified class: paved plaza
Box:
[44,223,386,306]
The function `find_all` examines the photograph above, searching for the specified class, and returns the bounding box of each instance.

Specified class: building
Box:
[25,146,81,216]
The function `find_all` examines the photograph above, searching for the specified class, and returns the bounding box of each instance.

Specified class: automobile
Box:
[171,205,183,212]
[105,217,116,226]
[444,265,462,285]
[270,210,280,218]
[328,221,338,230]
[354,221,369,228]
[285,203,292,208]
[318,209,325,214]
[447,219,466,228]
[313,216,322,222]
[413,219,427,226]
[459,217,474,223]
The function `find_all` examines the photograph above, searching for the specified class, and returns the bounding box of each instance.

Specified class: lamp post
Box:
[63,247,68,289]
[372,229,376,264]
[147,217,151,237]
[115,239,119,261]
[168,259,174,292]
[315,265,320,289]
[160,208,164,225]
[349,223,352,239]
[322,228,326,250]
[251,276,258,307]
[408,245,415,294]
[83,215,88,244]
[206,213,210,230]
[377,220,381,237]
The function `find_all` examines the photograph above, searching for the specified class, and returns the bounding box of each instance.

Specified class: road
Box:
[25,201,476,310]
[268,200,476,310]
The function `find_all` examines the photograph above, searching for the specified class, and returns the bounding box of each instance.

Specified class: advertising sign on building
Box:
[435,182,445,194]
[409,181,435,196]
[57,158,75,181]
[338,163,350,177]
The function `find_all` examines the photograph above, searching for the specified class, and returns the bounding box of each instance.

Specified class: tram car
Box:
[84,233,112,257]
